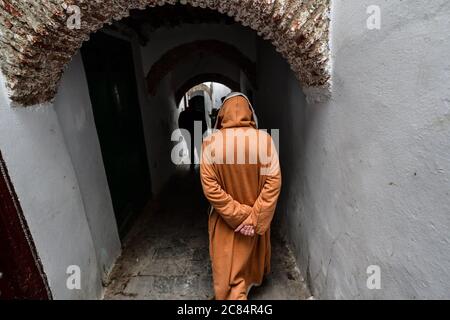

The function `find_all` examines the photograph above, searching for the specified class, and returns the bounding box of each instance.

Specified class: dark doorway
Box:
[0,150,51,300]
[81,32,152,238]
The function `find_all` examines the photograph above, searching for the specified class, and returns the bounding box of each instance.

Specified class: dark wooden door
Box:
[0,151,51,300]
[81,32,152,237]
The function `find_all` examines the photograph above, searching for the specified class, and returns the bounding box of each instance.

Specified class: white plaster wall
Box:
[211,82,232,109]
[53,53,121,281]
[256,0,450,299]
[0,74,102,299]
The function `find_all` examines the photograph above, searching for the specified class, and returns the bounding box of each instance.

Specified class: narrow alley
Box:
[104,170,310,300]
[103,170,309,300]
[1,1,449,301]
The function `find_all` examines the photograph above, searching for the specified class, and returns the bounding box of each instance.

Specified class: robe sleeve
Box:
[253,138,282,235]
[200,145,252,229]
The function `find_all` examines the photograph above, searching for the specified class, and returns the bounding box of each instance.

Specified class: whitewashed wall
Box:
[0,73,103,299]
[256,0,450,299]
[53,53,121,284]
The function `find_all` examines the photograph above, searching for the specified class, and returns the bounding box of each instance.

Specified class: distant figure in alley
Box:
[178,96,208,170]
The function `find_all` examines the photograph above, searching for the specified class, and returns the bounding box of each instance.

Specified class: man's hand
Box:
[235,214,256,237]
[236,225,255,236]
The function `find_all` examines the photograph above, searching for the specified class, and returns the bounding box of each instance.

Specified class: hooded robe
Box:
[200,93,282,300]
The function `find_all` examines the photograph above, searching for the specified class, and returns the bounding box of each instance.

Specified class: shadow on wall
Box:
[254,38,315,293]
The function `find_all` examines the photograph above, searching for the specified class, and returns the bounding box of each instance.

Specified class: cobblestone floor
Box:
[104,170,310,300]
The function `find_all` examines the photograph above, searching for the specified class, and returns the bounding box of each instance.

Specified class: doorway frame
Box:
[0,150,51,300]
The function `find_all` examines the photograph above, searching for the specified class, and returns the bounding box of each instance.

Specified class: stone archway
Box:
[0,0,330,106]
[147,40,256,96]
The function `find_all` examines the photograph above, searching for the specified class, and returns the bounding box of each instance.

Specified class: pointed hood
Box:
[214,92,259,130]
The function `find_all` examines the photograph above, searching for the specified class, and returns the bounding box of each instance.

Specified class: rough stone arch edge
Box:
[0,0,331,107]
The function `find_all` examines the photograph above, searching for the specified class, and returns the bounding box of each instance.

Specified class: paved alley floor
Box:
[104,170,310,300]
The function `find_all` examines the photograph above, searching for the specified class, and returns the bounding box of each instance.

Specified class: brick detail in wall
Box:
[0,0,331,106]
